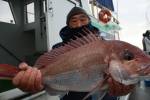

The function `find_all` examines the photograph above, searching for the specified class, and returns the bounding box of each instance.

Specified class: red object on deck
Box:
[0,64,19,78]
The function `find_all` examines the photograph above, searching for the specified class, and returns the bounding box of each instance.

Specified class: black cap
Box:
[66,7,90,25]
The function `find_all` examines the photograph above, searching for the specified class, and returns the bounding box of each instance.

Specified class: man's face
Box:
[69,14,90,28]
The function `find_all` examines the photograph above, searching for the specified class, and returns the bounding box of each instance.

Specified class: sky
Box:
[113,0,150,49]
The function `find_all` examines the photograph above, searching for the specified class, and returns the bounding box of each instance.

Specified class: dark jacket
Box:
[52,23,100,49]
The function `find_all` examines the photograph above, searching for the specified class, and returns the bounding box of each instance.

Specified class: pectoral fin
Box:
[82,76,109,100]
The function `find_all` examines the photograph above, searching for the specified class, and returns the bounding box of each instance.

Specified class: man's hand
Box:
[108,77,135,96]
[12,62,44,93]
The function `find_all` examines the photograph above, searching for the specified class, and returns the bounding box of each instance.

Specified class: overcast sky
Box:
[113,0,150,49]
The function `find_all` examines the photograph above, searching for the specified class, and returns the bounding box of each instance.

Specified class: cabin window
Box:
[0,0,15,24]
[25,2,35,23]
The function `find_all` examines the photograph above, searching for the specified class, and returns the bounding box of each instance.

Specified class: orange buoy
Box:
[99,9,112,24]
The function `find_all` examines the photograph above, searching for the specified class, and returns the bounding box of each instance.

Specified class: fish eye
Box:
[123,49,134,60]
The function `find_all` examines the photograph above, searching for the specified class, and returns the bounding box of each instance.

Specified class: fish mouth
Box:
[130,63,150,81]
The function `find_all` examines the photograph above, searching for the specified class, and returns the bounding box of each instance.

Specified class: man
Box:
[13,7,132,100]
[142,30,150,53]
[52,7,100,100]
[142,30,150,87]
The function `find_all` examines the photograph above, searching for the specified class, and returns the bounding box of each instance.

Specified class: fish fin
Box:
[34,27,101,68]
[0,64,19,80]
[82,76,109,100]
[82,87,107,100]
[93,90,107,100]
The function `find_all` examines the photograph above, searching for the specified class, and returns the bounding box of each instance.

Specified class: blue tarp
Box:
[96,0,114,11]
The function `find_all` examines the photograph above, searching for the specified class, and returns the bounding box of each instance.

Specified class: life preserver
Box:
[99,9,112,24]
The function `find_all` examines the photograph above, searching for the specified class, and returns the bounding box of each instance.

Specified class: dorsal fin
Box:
[34,27,102,68]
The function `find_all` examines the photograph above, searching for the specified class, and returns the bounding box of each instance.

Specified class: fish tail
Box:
[0,64,20,80]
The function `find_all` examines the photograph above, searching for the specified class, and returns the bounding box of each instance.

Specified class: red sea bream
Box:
[0,28,150,99]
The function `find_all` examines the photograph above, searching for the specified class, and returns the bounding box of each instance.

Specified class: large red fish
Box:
[0,28,150,99]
